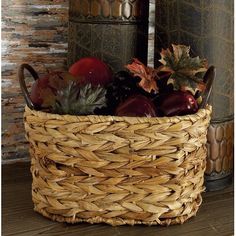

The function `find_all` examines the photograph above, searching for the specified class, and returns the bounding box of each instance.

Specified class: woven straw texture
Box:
[24,105,212,226]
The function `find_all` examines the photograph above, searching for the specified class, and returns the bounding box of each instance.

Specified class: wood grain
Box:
[2,163,234,236]
[2,0,155,163]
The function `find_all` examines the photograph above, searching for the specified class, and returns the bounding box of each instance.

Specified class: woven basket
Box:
[24,103,212,226]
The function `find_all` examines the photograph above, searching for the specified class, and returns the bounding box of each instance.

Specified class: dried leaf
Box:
[167,74,206,95]
[126,58,159,93]
[39,72,78,108]
[39,87,57,108]
[159,44,208,95]
[48,72,78,91]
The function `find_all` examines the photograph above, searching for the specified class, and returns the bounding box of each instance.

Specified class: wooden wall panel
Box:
[2,0,155,163]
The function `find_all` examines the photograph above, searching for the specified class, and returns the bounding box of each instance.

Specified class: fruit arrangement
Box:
[24,44,213,117]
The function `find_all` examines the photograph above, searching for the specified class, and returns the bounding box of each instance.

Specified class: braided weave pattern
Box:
[24,105,212,226]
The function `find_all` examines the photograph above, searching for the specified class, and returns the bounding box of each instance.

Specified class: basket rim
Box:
[24,104,212,124]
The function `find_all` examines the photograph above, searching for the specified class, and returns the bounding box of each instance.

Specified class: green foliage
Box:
[52,82,107,115]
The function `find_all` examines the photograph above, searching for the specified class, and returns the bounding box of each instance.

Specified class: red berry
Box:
[69,57,113,86]
[115,95,157,117]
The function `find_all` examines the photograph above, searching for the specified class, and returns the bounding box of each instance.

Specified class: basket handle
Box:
[199,66,216,109]
[18,64,39,110]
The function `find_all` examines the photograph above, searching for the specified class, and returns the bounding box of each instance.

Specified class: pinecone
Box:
[52,81,107,115]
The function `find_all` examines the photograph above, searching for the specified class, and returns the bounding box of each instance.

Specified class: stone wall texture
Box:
[2,0,155,163]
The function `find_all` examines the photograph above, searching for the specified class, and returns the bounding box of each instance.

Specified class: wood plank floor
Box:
[2,163,234,236]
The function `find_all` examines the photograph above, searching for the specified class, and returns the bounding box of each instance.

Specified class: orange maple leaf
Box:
[126,58,159,93]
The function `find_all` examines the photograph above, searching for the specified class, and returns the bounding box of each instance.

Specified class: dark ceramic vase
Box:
[68,0,149,72]
[155,0,234,191]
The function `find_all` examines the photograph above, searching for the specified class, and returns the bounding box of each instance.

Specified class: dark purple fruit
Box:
[115,95,158,117]
[105,71,140,114]
[156,91,198,116]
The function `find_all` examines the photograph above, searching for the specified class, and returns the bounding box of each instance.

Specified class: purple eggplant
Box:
[115,95,158,117]
[156,91,198,116]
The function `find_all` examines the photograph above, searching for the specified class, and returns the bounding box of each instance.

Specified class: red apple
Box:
[115,95,157,117]
[157,91,198,116]
[69,57,113,86]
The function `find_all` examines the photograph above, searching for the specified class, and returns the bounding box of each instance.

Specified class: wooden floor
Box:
[2,163,234,236]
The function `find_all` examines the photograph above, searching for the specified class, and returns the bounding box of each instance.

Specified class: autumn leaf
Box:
[48,72,78,91]
[38,72,79,108]
[126,58,159,93]
[167,74,206,95]
[159,44,208,95]
[38,87,57,108]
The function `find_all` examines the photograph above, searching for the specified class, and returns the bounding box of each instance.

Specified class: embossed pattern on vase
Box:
[68,0,149,72]
[206,121,234,180]
[69,0,149,22]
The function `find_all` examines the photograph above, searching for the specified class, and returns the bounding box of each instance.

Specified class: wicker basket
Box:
[24,104,212,226]
[19,63,212,226]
